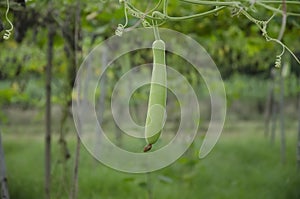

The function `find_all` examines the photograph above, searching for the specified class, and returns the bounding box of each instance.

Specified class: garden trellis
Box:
[116,0,300,68]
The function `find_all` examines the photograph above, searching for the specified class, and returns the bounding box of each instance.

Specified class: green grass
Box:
[2,116,300,199]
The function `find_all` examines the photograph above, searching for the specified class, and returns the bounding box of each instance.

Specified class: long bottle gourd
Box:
[144,39,167,152]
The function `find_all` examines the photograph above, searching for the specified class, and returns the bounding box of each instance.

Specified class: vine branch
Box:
[277,0,287,41]
[117,0,300,67]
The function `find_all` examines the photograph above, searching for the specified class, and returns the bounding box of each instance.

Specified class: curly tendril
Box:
[115,2,128,36]
[240,9,300,68]
[3,0,14,40]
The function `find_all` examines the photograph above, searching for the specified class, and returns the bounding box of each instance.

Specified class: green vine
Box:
[116,0,300,68]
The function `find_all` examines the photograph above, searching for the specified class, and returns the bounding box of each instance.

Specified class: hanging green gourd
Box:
[144,28,167,152]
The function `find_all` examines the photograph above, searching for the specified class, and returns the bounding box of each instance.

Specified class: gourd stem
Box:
[152,13,161,40]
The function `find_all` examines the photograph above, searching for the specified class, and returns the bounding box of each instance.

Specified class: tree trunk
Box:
[70,123,81,199]
[0,129,10,199]
[265,81,274,138]
[70,1,81,198]
[95,44,108,150]
[297,77,300,170]
[270,100,277,145]
[279,66,286,164]
[277,2,287,164]
[114,54,131,147]
[45,24,54,199]
[98,45,107,129]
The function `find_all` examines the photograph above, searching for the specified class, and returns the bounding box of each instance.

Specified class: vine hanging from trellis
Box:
[116,0,300,68]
